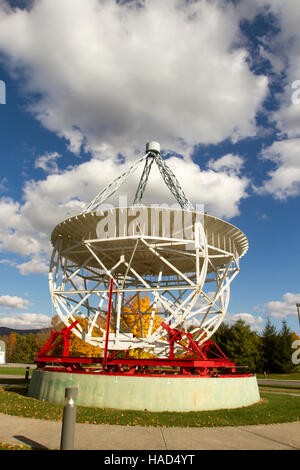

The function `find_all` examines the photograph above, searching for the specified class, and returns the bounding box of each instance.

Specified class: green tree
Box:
[260,318,278,373]
[211,322,231,355]
[212,320,262,372]
[260,318,297,373]
[272,320,296,373]
[10,334,39,363]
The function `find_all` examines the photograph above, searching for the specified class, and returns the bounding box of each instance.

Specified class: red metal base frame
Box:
[35,329,251,377]
[35,354,252,378]
[36,294,252,377]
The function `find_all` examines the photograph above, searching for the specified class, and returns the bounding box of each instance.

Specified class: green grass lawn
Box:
[0,367,34,375]
[0,385,299,428]
[0,367,33,386]
[259,387,300,395]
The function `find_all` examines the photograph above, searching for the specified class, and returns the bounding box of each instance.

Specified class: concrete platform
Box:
[28,369,260,412]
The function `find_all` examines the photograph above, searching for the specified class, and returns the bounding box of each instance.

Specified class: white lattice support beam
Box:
[82,153,148,213]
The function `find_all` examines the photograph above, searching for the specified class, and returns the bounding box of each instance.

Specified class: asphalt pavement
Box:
[257,379,300,386]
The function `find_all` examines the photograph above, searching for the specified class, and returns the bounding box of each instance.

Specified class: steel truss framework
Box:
[49,226,239,357]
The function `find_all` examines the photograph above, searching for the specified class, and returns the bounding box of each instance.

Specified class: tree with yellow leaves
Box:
[122,294,163,358]
[49,294,164,359]
[50,314,106,357]
[5,332,17,362]
[68,315,115,357]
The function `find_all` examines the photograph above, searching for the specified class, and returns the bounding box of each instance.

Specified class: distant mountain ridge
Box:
[0,326,51,337]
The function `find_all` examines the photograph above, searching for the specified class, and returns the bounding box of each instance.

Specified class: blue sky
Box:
[0,0,300,335]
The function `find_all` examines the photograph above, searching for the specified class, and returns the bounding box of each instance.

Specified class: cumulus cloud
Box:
[239,1,300,138]
[256,292,300,319]
[0,0,268,157]
[207,153,245,175]
[0,295,30,310]
[35,151,61,174]
[155,157,249,218]
[0,313,51,329]
[224,312,264,331]
[246,2,300,202]
[235,1,300,203]
[17,256,49,275]
[255,139,300,199]
[0,258,16,267]
[265,3,300,139]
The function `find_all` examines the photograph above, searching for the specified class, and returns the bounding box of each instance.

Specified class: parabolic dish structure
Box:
[49,206,248,356]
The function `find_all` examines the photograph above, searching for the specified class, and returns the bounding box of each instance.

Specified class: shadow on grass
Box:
[0,378,28,385]
[2,384,29,397]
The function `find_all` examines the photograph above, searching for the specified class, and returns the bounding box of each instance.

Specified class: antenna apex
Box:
[146,141,160,154]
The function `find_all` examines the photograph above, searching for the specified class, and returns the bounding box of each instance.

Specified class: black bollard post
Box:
[25,366,30,382]
[60,387,78,450]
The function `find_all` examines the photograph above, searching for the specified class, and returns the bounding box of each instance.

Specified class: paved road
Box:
[257,379,300,387]
[0,414,299,450]
[0,375,29,379]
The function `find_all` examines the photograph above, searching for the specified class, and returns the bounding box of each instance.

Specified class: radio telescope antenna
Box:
[47,140,248,357]
[32,140,258,414]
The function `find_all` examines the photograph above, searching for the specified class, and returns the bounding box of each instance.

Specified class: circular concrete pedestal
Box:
[28,370,260,412]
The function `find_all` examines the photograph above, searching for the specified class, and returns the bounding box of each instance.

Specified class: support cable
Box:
[82,142,194,213]
[133,153,155,205]
[154,154,194,211]
[82,153,148,213]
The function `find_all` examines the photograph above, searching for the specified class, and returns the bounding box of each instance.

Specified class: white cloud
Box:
[0,313,51,330]
[0,295,30,310]
[0,177,8,193]
[224,312,265,331]
[0,0,268,157]
[266,5,300,140]
[207,153,245,175]
[255,139,300,199]
[0,197,22,230]
[256,292,300,319]
[17,256,49,275]
[236,2,300,204]
[238,1,300,140]
[0,258,16,267]
[154,157,249,218]
[35,151,61,174]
